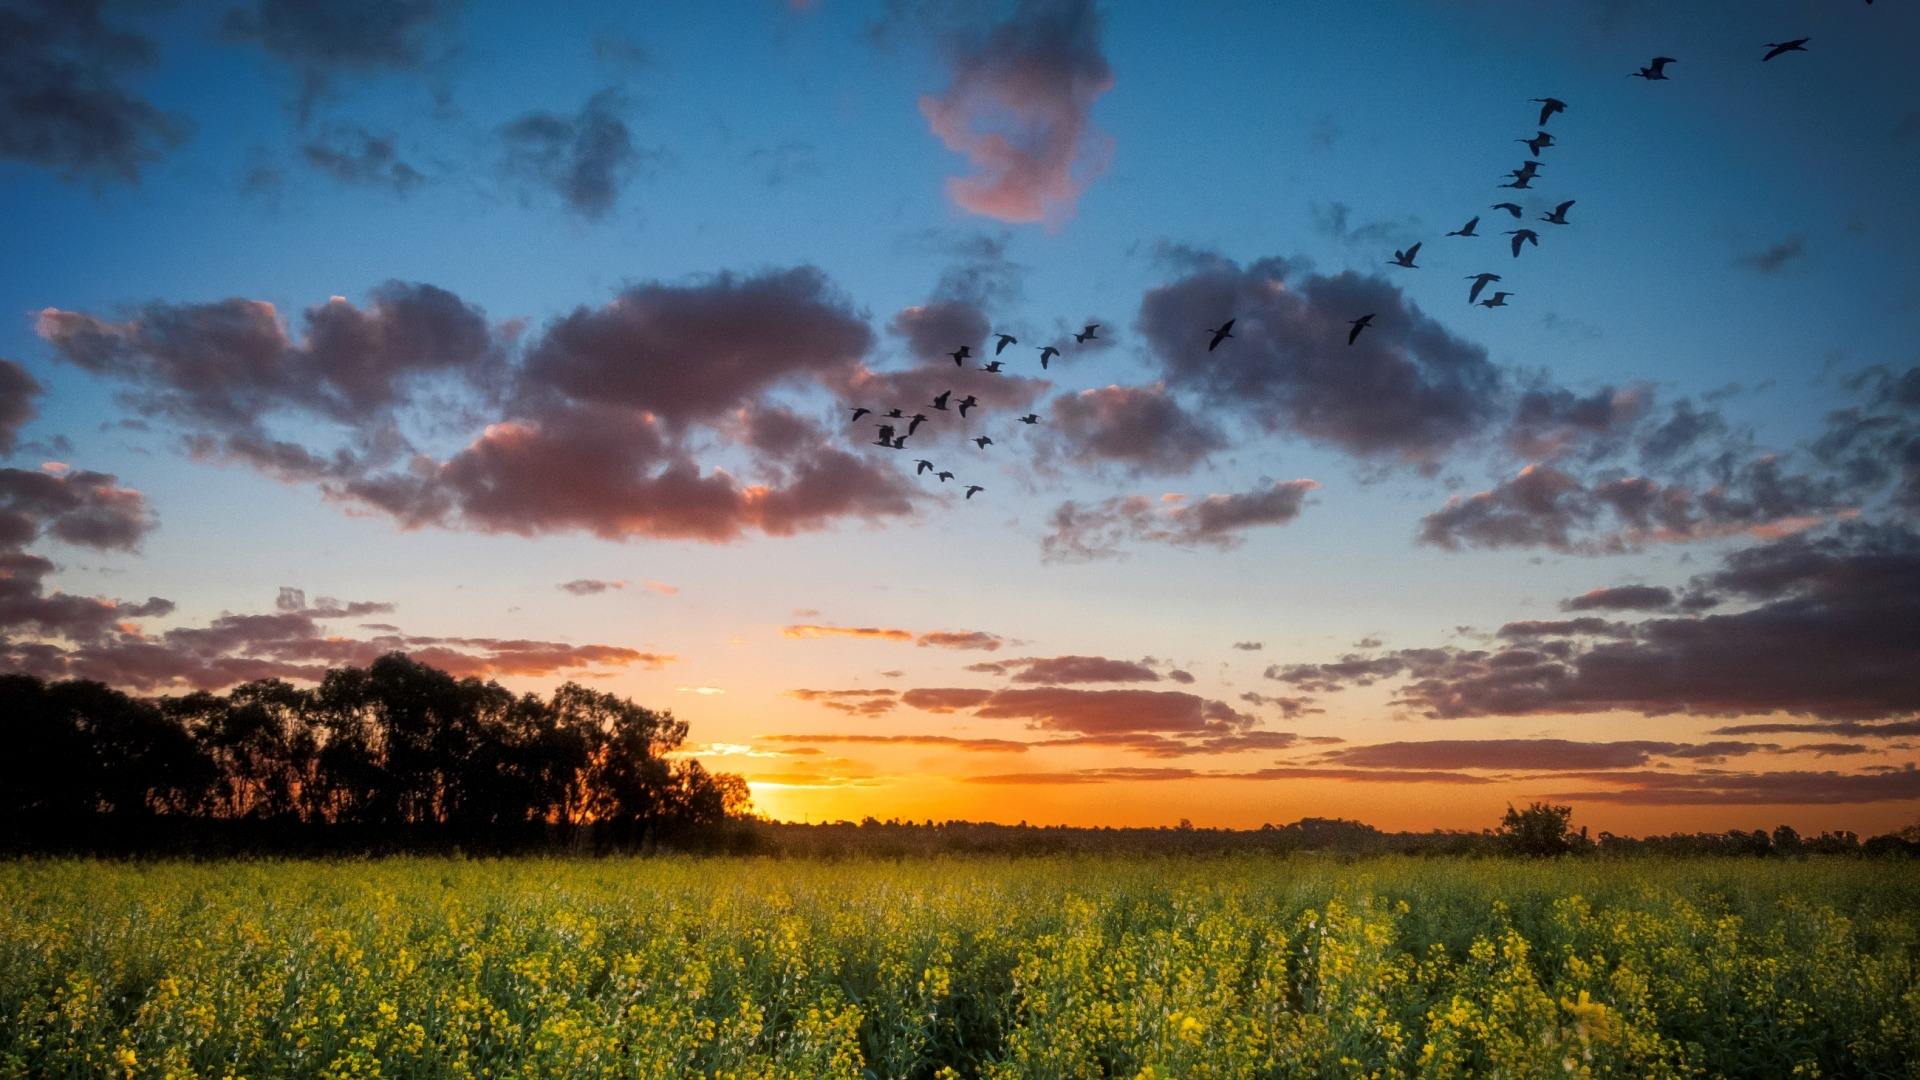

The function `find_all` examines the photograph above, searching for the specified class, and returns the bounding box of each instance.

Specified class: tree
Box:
[1497,802,1584,857]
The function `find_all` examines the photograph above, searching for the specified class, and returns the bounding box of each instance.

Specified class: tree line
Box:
[1,654,751,854]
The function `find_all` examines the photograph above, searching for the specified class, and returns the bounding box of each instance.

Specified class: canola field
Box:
[2,856,1918,1079]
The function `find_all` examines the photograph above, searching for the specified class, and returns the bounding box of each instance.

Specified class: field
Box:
[3,857,1918,1078]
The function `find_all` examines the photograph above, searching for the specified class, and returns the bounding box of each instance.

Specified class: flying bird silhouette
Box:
[965,485,984,500]
[1510,160,1542,180]
[993,332,1017,354]
[1531,97,1567,126]
[1541,200,1575,225]
[1762,38,1809,61]
[907,413,929,436]
[1390,242,1422,268]
[1492,202,1524,218]
[1073,324,1100,343]
[957,395,979,417]
[850,407,871,422]
[1479,291,1514,308]
[1465,273,1502,305]
[885,408,905,418]
[1038,345,1060,368]
[1017,413,1040,424]
[873,425,896,446]
[1206,319,1236,351]
[915,459,934,475]
[948,346,971,366]
[973,436,993,449]
[932,390,952,411]
[1631,57,1676,80]
[1448,216,1480,237]
[1519,130,1555,156]
[980,360,1005,373]
[890,436,907,449]
[1500,174,1536,190]
[1505,229,1540,257]
[1346,314,1375,345]
[936,471,954,482]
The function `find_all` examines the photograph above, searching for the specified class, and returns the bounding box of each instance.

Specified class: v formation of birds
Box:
[851,34,1816,498]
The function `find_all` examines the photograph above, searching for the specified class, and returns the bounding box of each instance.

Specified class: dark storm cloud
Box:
[1047,384,1226,476]
[917,0,1114,223]
[1137,255,1504,469]
[300,126,426,194]
[0,0,191,183]
[1042,480,1317,562]
[497,89,645,220]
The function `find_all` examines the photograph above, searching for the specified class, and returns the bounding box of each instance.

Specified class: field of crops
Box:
[2,856,1917,1078]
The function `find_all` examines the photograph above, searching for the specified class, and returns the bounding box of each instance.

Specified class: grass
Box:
[2,855,1917,1078]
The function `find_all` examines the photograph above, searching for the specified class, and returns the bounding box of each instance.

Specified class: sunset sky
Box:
[5,0,1919,834]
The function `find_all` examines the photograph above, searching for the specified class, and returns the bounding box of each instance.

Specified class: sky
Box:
[4,0,1919,835]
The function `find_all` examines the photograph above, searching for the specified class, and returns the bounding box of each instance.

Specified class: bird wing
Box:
[1406,242,1422,260]
[1555,200,1574,215]
[1220,318,1235,333]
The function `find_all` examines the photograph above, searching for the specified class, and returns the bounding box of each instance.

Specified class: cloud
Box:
[1417,460,1845,555]
[1562,585,1675,612]
[0,466,153,552]
[272,587,393,618]
[785,687,899,716]
[917,630,1004,651]
[497,88,645,220]
[1320,738,1772,772]
[760,732,1029,753]
[1542,766,1920,806]
[223,0,456,118]
[0,359,40,455]
[559,578,623,595]
[917,0,1114,224]
[981,655,1163,683]
[1233,641,1263,651]
[1310,201,1422,249]
[1047,384,1226,476]
[1043,480,1317,561]
[1504,383,1652,462]
[965,765,1490,785]
[784,624,914,642]
[1276,523,1920,724]
[1735,235,1807,274]
[300,126,426,194]
[1812,365,1920,513]
[899,687,995,713]
[1237,692,1322,718]
[0,0,191,182]
[971,686,1252,736]
[1138,255,1504,469]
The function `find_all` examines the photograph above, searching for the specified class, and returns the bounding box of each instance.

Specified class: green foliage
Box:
[1497,801,1588,857]
[2,856,1917,1077]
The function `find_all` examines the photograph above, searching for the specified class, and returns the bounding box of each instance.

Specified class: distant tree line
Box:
[1,654,751,854]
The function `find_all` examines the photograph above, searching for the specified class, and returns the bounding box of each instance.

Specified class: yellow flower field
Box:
[2,856,1916,1078]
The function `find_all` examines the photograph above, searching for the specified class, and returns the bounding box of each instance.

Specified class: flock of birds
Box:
[845,324,1103,499]
[848,34,1827,499]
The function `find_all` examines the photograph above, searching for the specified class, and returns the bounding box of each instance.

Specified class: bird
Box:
[1492,202,1524,218]
[873,424,896,446]
[1346,314,1374,345]
[850,406,871,422]
[885,408,905,418]
[936,471,954,482]
[1630,57,1676,80]
[1479,292,1513,308]
[1531,97,1567,126]
[932,390,952,411]
[1500,173,1536,190]
[1038,345,1061,368]
[890,436,907,449]
[957,395,979,417]
[1509,160,1542,181]
[1206,319,1236,351]
[1448,216,1481,237]
[907,414,929,436]
[980,360,1005,373]
[965,485,984,500]
[1073,324,1100,343]
[1465,273,1502,305]
[948,345,972,366]
[993,332,1018,354]
[1541,200,1575,225]
[1390,242,1422,268]
[1519,130,1555,157]
[915,459,934,475]
[973,436,993,449]
[1505,229,1540,257]
[1762,38,1809,62]
[1017,413,1040,424]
